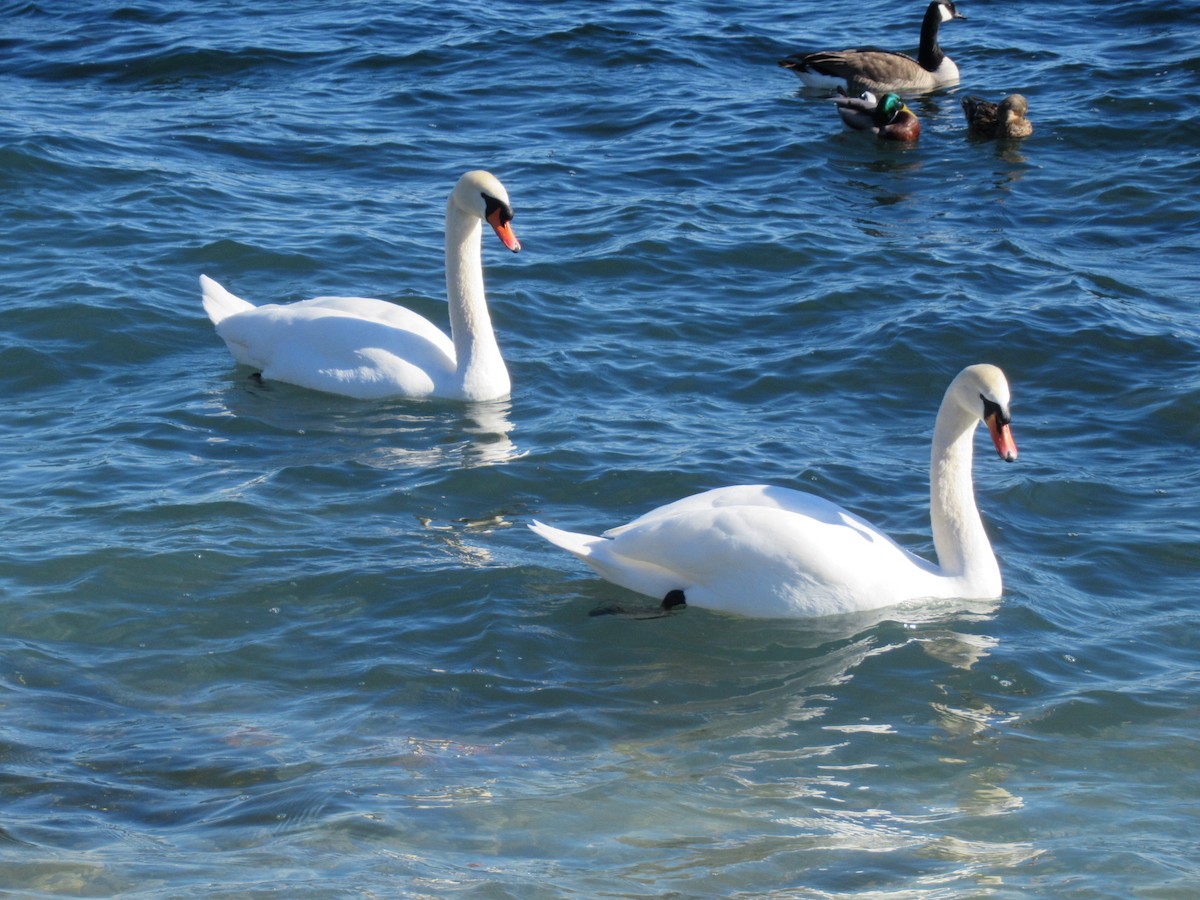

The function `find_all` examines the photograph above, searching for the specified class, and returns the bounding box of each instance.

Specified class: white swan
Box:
[530,365,1018,618]
[200,170,520,401]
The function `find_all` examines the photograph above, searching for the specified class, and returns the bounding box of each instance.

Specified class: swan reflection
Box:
[581,600,1023,877]
[371,398,521,469]
[419,508,515,568]
[210,382,521,470]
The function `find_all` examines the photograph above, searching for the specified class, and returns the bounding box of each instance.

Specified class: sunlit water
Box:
[2,0,1198,896]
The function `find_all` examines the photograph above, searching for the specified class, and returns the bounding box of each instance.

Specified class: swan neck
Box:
[445,199,508,399]
[929,394,998,587]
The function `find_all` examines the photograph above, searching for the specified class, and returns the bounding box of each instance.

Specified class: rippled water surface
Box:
[2,0,1199,896]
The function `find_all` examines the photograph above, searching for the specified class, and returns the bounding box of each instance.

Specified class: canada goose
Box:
[779,1,966,95]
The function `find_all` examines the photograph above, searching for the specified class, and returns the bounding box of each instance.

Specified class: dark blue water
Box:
[2,0,1198,895]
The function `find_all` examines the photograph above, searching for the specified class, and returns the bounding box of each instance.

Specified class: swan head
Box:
[453,170,520,253]
[950,364,1018,462]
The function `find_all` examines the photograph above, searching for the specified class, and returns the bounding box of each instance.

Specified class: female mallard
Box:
[962,94,1033,139]
[833,91,921,141]
[779,0,966,95]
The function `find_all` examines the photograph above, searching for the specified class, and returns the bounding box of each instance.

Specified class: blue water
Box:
[2,0,1198,895]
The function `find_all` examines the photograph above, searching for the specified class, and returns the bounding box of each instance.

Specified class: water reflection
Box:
[614,599,1032,887]
[206,377,522,470]
[457,399,522,469]
[360,399,522,470]
[918,629,999,670]
[418,509,514,568]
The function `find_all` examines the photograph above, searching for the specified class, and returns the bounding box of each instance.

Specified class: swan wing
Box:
[213,304,457,399]
[293,296,455,355]
[603,501,944,617]
[605,484,851,536]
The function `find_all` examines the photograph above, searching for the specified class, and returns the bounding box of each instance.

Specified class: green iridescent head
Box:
[873,93,907,126]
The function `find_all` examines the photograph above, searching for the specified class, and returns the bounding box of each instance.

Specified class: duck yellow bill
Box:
[487,209,521,252]
[986,414,1018,462]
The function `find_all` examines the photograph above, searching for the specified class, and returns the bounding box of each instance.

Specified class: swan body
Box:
[531,365,1018,619]
[201,170,520,401]
[779,0,966,95]
[962,94,1033,139]
[833,90,921,141]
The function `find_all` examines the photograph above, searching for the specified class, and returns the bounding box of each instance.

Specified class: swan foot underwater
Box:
[201,170,520,402]
[588,589,689,619]
[531,365,1018,619]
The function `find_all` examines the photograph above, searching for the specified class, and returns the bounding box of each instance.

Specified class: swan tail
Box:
[200,274,254,325]
[528,520,606,561]
[529,519,685,601]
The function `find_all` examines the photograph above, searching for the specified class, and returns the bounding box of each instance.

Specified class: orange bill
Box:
[487,208,521,252]
[986,414,1018,462]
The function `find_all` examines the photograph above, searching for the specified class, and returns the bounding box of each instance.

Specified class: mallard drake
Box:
[779,0,966,95]
[962,94,1033,139]
[833,91,921,141]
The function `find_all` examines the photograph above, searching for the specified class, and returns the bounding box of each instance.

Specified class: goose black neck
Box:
[918,3,947,70]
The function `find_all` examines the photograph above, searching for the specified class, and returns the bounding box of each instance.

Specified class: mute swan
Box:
[832,91,921,141]
[201,170,520,401]
[779,0,966,96]
[530,365,1018,619]
[962,94,1033,139]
